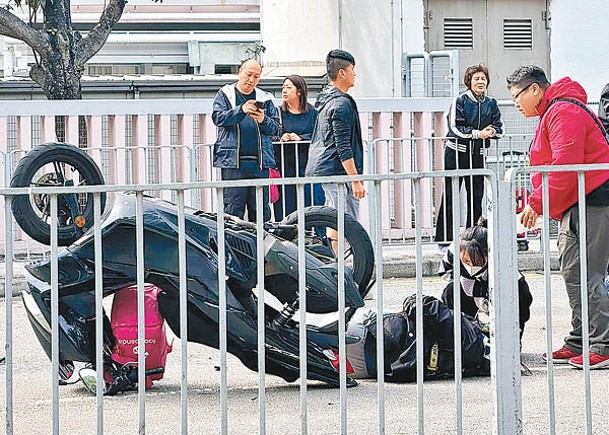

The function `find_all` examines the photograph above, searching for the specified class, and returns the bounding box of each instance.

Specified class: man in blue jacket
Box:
[212,58,280,222]
[306,49,366,220]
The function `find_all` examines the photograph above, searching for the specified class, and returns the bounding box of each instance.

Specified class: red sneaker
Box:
[542,346,581,364]
[568,352,609,369]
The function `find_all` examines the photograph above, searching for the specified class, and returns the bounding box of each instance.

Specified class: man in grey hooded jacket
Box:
[305,49,366,220]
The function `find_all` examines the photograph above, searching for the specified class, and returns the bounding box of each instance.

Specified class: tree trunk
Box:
[34,30,86,144]
[29,0,83,101]
[30,1,86,143]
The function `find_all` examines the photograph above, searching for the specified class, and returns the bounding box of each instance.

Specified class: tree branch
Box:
[76,0,126,66]
[30,63,48,94]
[0,7,48,54]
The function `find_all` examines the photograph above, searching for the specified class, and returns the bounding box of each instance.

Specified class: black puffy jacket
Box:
[305,85,364,176]
[366,295,490,382]
[447,90,503,154]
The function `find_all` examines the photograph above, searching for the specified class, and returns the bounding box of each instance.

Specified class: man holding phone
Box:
[212,58,280,222]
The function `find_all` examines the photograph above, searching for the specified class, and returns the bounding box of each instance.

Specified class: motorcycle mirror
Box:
[78,368,100,395]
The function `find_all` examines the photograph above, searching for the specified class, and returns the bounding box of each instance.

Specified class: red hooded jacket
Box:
[528,77,609,220]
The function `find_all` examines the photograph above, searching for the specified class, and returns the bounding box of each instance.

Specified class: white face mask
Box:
[464,264,483,276]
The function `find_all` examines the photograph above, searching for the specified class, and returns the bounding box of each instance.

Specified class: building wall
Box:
[261,0,425,97]
[549,0,609,101]
[261,0,340,65]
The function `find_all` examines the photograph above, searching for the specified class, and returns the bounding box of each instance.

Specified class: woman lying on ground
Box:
[344,294,491,381]
[342,218,532,381]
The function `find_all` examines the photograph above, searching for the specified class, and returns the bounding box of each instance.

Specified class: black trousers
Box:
[221,160,270,223]
[434,146,485,243]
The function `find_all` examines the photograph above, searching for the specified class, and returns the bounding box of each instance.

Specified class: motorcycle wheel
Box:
[10,142,106,246]
[275,206,375,295]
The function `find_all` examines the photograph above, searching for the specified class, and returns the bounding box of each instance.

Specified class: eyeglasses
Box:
[512,83,536,101]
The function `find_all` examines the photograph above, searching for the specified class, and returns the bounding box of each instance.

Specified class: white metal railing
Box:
[506,162,609,435]
[4,162,609,433]
[1,96,601,252]
[0,97,451,252]
[3,134,540,257]
[2,171,507,435]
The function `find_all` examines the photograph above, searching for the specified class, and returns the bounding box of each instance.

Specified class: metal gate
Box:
[423,0,551,99]
[402,50,460,98]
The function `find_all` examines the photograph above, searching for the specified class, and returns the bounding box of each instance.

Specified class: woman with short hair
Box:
[434,64,503,249]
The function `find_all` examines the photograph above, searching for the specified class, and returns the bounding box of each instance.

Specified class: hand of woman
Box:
[479,125,495,139]
[280,133,292,142]
[289,133,302,141]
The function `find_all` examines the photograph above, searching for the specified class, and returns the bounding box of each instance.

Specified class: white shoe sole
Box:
[542,355,578,365]
[568,358,609,370]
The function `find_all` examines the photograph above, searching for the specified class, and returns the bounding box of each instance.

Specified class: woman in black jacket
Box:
[435,64,503,248]
[439,218,533,338]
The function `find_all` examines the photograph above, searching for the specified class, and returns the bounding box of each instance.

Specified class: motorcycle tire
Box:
[10,142,106,246]
[275,206,375,295]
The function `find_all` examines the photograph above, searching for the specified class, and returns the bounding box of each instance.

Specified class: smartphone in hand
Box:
[254,101,265,109]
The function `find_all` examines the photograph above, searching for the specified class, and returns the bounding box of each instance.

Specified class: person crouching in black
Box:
[439,218,533,338]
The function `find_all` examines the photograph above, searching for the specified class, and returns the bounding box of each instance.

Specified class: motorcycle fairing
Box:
[21,193,362,387]
[157,286,356,387]
[22,280,115,364]
[263,237,364,312]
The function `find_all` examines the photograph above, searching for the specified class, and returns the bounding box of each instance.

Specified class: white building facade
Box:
[0,0,607,101]
[549,0,609,101]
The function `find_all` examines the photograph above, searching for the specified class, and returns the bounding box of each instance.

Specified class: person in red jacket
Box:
[507,65,609,369]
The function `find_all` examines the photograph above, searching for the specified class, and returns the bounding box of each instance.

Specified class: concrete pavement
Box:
[2,272,607,434]
[381,239,559,280]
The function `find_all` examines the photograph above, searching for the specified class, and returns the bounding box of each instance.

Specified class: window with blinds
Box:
[503,19,533,49]
[443,18,473,50]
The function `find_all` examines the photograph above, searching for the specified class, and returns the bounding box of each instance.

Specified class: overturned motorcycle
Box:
[11,142,375,392]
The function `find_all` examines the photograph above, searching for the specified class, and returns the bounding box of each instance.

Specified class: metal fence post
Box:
[449,50,460,97]
[366,140,377,233]
[189,146,200,208]
[488,180,522,434]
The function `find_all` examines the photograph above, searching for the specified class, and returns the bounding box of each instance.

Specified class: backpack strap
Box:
[550,97,609,146]
[277,106,283,129]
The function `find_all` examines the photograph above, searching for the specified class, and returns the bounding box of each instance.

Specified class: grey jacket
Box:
[212,83,279,169]
[305,85,364,176]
